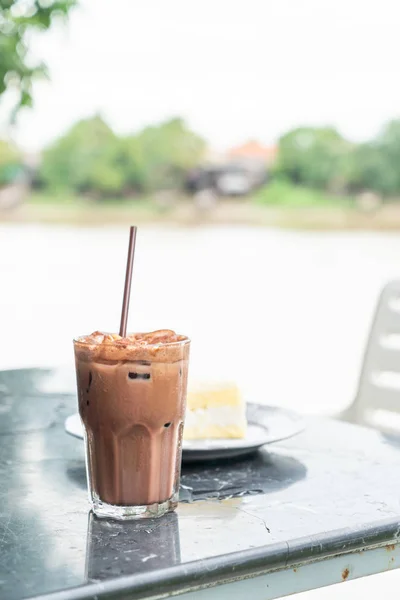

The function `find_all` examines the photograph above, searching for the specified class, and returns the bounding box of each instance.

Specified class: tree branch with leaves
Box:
[0,0,76,118]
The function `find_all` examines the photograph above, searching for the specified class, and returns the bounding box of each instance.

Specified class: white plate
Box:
[65,404,304,462]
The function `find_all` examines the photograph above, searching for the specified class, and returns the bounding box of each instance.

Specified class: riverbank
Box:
[1,194,400,230]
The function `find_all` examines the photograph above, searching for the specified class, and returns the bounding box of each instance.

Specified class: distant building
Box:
[186,163,253,197]
[186,140,277,198]
[224,140,277,192]
[227,140,277,166]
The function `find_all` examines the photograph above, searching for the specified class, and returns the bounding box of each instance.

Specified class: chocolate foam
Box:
[74,329,190,363]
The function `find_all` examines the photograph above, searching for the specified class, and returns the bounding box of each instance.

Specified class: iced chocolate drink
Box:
[74,330,190,519]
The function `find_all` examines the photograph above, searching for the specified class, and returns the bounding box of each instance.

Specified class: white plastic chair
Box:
[339,280,400,432]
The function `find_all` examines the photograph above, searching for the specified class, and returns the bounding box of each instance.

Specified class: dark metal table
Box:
[1,368,400,600]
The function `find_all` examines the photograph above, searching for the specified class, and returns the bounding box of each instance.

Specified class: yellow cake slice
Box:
[184,382,247,440]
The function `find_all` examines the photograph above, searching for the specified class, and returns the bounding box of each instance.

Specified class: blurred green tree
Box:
[0,0,76,116]
[40,116,206,196]
[115,136,146,194]
[40,115,126,196]
[275,127,351,191]
[0,138,22,185]
[133,117,206,192]
[348,120,400,196]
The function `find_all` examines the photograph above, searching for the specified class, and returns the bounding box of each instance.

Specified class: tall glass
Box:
[74,333,190,520]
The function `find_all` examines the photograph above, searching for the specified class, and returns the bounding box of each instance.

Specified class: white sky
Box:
[3,0,400,151]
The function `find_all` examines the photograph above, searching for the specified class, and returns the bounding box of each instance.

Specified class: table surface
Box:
[1,368,400,600]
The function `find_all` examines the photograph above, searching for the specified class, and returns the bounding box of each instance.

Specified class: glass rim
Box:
[73,334,190,348]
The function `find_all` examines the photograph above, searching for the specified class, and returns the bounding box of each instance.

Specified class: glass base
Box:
[91,492,178,520]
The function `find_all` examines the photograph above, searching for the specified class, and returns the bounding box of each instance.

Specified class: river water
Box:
[1,223,400,416]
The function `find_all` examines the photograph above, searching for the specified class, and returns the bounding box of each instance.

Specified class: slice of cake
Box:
[184,382,247,440]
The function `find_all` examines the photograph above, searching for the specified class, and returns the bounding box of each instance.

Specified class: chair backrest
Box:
[349,280,400,430]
